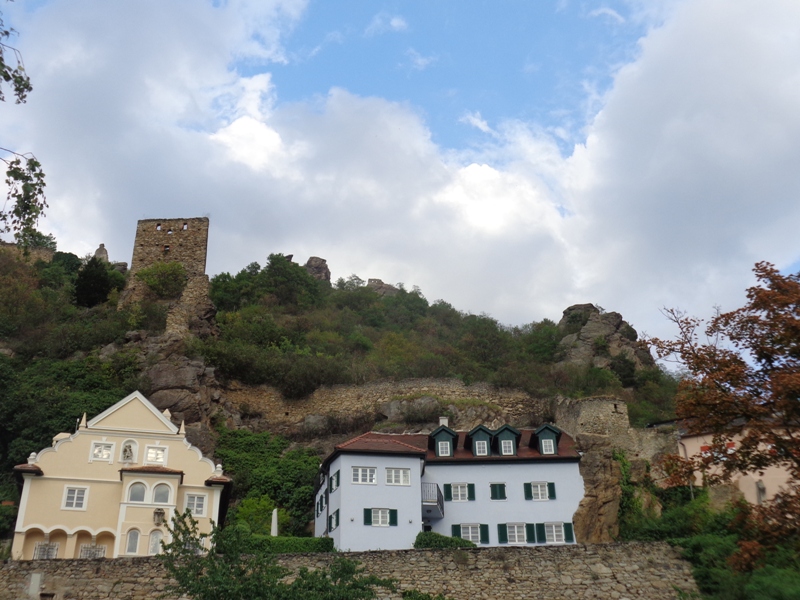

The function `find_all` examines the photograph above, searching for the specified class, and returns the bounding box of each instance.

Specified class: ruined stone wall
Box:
[0,542,697,600]
[129,218,208,277]
[0,241,54,264]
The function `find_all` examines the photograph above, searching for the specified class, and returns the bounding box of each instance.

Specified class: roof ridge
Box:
[336,431,374,449]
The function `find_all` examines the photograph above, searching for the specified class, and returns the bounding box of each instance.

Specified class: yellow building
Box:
[11,391,231,560]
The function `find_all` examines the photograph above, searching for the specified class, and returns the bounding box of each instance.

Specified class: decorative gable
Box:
[87,391,178,434]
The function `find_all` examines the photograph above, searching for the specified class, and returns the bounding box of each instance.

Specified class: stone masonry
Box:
[0,542,697,600]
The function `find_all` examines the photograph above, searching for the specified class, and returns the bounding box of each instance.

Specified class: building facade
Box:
[11,392,231,560]
[314,421,583,551]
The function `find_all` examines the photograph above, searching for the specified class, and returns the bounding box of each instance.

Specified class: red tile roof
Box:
[336,431,429,454]
[13,463,43,476]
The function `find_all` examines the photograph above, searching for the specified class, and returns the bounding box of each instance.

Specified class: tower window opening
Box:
[156,224,161,231]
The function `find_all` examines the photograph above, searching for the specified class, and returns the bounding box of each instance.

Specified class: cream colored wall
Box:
[681,433,792,503]
[12,394,225,560]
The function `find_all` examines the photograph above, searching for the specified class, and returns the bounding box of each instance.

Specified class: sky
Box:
[2,0,800,340]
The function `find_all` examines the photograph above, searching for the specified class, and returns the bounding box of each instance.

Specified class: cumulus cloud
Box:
[2,0,800,341]
[365,13,408,37]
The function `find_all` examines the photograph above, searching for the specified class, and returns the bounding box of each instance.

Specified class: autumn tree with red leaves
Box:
[650,262,800,546]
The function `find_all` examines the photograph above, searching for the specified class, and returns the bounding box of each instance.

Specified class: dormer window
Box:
[438,441,451,457]
[541,439,555,455]
[501,439,515,456]
[474,440,488,456]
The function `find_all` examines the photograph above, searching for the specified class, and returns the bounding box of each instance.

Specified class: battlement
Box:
[130,217,209,277]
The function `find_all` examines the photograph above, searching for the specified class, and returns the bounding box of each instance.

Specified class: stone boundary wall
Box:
[0,542,697,600]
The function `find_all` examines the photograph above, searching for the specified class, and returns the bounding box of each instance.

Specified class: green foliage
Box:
[161,512,393,600]
[402,592,453,600]
[413,531,476,549]
[244,532,335,554]
[2,155,47,246]
[230,494,291,536]
[74,257,123,308]
[134,261,187,299]
[610,354,637,387]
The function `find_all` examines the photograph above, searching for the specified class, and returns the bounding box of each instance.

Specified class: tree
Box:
[1,10,47,248]
[74,257,123,308]
[650,262,800,539]
[160,512,396,600]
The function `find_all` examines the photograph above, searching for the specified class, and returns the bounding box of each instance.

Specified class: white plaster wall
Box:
[423,461,584,546]
[331,454,423,552]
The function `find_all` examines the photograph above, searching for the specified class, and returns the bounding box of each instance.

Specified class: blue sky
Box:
[2,0,800,339]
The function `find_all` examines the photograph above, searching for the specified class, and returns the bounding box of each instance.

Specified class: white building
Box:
[314,421,584,551]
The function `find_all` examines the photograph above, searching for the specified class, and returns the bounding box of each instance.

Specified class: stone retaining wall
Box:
[0,542,697,600]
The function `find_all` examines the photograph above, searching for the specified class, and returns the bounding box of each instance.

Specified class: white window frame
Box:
[89,441,115,464]
[352,466,376,485]
[501,439,514,455]
[79,544,106,559]
[144,445,168,466]
[507,523,526,544]
[148,530,164,555]
[474,440,488,456]
[186,494,207,517]
[329,510,339,531]
[33,542,59,560]
[438,441,451,457]
[128,482,147,503]
[330,471,340,492]
[530,482,548,501]
[541,439,555,455]
[545,522,565,544]
[372,508,390,527]
[62,486,88,511]
[452,483,469,502]
[385,468,410,486]
[153,483,171,504]
[126,529,140,555]
[461,524,480,543]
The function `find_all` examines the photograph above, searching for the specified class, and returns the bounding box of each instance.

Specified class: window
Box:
[149,530,164,555]
[91,442,113,463]
[352,467,376,484]
[490,483,506,500]
[461,524,480,543]
[541,439,555,455]
[329,470,340,492]
[364,508,397,527]
[545,523,565,544]
[474,440,488,456]
[79,544,106,559]
[33,542,59,560]
[507,523,526,544]
[186,494,206,517]
[386,468,410,486]
[128,483,146,503]
[501,439,514,455]
[452,483,469,502]
[63,487,87,510]
[438,441,451,457]
[153,484,170,504]
[526,482,550,501]
[329,510,339,532]
[126,530,140,555]
[145,446,166,465]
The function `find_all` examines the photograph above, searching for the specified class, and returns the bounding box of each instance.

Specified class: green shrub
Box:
[412,531,476,549]
[135,261,188,299]
[245,534,335,554]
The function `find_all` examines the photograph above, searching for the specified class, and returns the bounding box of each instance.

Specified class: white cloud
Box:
[405,48,437,71]
[3,0,800,343]
[588,7,626,24]
[365,13,408,37]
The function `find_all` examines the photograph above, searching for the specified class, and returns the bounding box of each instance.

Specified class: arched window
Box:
[153,484,170,504]
[126,529,140,555]
[148,530,164,555]
[128,483,146,503]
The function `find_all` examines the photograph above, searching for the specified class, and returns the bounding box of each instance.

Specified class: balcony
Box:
[421,482,444,519]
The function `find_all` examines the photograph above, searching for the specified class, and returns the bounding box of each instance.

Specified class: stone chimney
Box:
[439,416,449,428]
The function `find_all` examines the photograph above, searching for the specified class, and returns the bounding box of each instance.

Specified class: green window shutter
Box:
[328,477,333,493]
[363,508,372,525]
[444,484,452,501]
[467,483,476,501]
[564,523,574,543]
[389,509,398,526]
[497,524,508,544]
[451,524,462,538]
[535,523,546,544]
[479,524,489,544]
[548,482,556,500]
[491,483,505,500]
[526,523,536,543]
[499,484,506,500]
[524,483,533,500]
[334,470,340,488]
[328,515,333,531]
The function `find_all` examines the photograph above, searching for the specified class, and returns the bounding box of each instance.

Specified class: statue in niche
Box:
[122,443,134,462]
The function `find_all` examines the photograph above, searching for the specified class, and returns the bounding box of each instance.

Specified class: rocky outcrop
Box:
[366,278,399,297]
[557,304,655,370]
[303,256,331,282]
[572,435,623,543]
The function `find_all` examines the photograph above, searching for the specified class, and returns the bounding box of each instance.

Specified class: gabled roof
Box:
[430,425,458,438]
[87,391,179,434]
[467,424,494,437]
[535,423,561,436]
[494,424,521,438]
